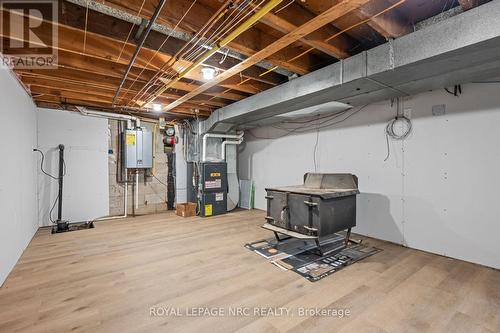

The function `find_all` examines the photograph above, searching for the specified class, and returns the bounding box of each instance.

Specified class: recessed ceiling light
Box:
[201,67,216,80]
[152,103,162,112]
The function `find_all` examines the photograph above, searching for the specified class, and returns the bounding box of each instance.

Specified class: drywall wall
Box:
[108,120,169,216]
[0,66,38,285]
[239,83,500,269]
[37,108,109,226]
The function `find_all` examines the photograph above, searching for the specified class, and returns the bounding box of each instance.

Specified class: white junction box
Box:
[123,128,153,169]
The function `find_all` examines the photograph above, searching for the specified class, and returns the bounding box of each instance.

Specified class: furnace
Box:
[200,162,228,217]
[263,173,359,255]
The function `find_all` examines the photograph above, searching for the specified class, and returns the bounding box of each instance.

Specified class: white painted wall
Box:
[0,66,38,285]
[239,83,500,269]
[37,108,109,226]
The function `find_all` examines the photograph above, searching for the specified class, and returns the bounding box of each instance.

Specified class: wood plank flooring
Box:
[0,209,498,333]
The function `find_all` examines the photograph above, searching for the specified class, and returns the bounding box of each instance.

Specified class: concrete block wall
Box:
[108,120,169,216]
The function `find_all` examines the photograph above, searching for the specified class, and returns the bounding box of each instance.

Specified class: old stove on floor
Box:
[263,173,360,255]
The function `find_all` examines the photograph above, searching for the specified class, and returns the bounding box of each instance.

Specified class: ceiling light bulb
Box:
[152,103,162,112]
[201,67,216,80]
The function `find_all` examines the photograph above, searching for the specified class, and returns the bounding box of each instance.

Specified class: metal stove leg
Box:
[314,238,324,256]
[345,228,352,246]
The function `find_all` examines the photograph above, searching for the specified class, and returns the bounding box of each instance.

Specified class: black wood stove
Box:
[263,173,359,255]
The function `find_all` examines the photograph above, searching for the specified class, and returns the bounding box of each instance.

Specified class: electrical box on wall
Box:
[123,128,153,169]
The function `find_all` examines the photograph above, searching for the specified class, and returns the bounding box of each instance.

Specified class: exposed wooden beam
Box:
[29,83,214,113]
[0,2,281,110]
[258,3,354,59]
[16,67,245,104]
[0,17,258,106]
[162,0,373,111]
[352,0,411,38]
[53,49,268,96]
[297,0,409,41]
[60,1,288,86]
[259,12,347,58]
[33,93,206,117]
[101,0,329,75]
[34,101,185,121]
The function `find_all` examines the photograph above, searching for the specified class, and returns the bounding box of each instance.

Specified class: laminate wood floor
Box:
[0,210,498,333]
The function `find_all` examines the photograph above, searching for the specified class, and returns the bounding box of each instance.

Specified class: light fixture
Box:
[201,67,216,80]
[152,103,162,112]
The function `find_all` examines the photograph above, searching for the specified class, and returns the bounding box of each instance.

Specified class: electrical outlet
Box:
[432,104,446,116]
[403,107,412,119]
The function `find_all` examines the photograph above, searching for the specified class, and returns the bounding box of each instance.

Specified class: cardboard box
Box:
[176,202,197,217]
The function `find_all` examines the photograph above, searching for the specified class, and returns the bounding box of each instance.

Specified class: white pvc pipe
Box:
[222,138,243,160]
[202,132,244,161]
[124,181,128,217]
[135,170,139,211]
[76,106,140,128]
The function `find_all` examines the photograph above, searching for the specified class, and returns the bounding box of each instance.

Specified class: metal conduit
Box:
[112,0,168,106]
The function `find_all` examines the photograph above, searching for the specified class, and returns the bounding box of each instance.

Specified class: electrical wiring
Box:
[155,0,256,89]
[149,1,264,100]
[277,108,352,125]
[206,0,408,102]
[34,148,67,224]
[141,0,248,86]
[116,0,147,63]
[383,109,412,162]
[383,116,412,161]
[219,48,230,64]
[126,0,241,106]
[182,0,256,63]
[274,0,294,14]
[118,0,199,104]
[444,84,462,97]
[247,105,368,139]
[48,193,60,224]
[231,0,408,84]
[130,0,407,111]
[152,173,168,187]
[313,123,320,172]
[135,0,261,106]
[273,106,367,133]
[34,149,60,180]
[122,0,225,106]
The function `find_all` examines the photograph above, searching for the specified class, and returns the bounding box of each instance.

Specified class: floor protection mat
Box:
[245,236,381,282]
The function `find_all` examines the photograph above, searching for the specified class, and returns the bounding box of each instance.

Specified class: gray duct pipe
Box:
[222,138,244,160]
[202,132,244,162]
[199,1,500,132]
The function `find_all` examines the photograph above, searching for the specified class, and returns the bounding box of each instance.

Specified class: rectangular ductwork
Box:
[200,1,500,133]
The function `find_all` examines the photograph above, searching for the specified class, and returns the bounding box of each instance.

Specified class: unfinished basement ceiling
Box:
[0,0,491,120]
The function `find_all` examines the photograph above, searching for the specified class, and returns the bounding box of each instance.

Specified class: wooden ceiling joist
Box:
[351,0,411,39]
[161,0,373,112]
[1,0,459,117]
[100,0,334,75]
[60,1,288,86]
[0,15,260,103]
[23,77,225,110]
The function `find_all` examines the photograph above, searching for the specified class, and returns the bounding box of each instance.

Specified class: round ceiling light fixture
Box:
[152,103,162,112]
[201,67,216,80]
